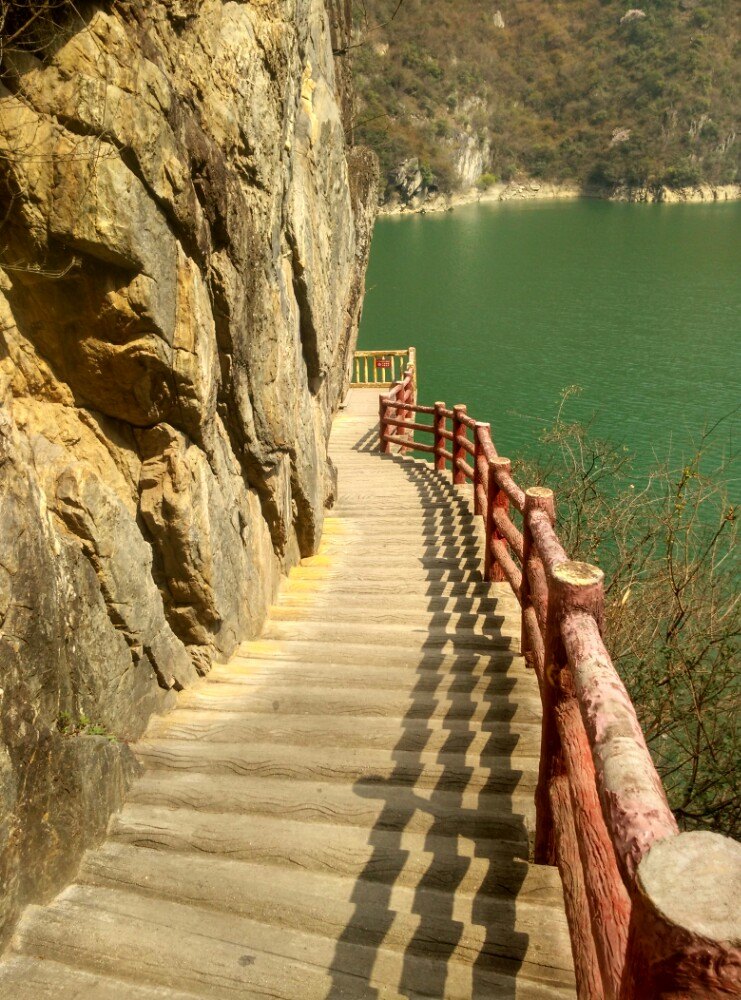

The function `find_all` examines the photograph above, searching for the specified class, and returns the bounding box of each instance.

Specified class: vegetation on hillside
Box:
[351,0,740,193]
[518,393,739,838]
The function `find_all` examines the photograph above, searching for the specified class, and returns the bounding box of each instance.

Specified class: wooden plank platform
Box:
[0,389,576,999]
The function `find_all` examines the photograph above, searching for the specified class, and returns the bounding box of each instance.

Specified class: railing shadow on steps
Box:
[336,359,740,1000]
[327,446,532,999]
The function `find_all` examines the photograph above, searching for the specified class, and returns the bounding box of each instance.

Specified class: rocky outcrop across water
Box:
[0,0,376,947]
[378,180,740,216]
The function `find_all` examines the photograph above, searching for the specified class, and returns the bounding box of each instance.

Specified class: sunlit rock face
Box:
[0,0,376,947]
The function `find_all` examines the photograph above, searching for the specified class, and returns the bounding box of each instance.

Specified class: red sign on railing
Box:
[375,358,392,369]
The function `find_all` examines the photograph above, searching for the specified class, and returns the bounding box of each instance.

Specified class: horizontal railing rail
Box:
[369,357,740,1000]
[351,347,417,388]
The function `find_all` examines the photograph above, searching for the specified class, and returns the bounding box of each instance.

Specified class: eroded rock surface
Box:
[0,0,376,947]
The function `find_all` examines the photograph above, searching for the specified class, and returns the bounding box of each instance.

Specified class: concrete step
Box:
[284,574,505,593]
[109,807,550,900]
[332,504,474,517]
[267,603,519,634]
[257,619,515,652]
[11,886,422,1000]
[76,843,574,989]
[125,771,534,841]
[226,638,523,670]
[289,564,486,585]
[134,739,539,793]
[275,589,517,616]
[144,709,542,755]
[299,555,485,574]
[318,522,479,534]
[316,540,485,560]
[326,505,477,518]
[176,682,541,725]
[209,658,530,693]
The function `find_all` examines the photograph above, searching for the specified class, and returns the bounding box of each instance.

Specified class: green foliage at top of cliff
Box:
[351,0,740,191]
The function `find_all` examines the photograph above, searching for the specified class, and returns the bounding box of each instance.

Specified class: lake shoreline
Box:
[378,181,741,217]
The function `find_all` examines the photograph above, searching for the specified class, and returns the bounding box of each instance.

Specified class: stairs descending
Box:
[0,391,576,999]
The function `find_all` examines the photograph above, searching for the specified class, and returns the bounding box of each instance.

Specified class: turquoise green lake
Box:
[358,200,740,483]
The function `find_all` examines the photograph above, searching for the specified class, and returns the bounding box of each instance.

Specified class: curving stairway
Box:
[0,390,575,999]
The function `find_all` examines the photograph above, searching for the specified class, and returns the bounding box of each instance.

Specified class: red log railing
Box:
[373,361,740,1000]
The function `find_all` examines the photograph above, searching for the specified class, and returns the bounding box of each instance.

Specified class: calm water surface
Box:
[358,200,740,482]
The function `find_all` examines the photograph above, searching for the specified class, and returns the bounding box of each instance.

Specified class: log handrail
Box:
[372,354,740,1000]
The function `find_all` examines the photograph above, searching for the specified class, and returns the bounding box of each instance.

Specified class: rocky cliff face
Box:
[0,0,376,948]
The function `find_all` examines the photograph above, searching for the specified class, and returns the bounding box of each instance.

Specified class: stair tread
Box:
[209,658,531,690]
[134,738,539,792]
[125,770,535,838]
[75,843,574,982]
[109,804,554,898]
[11,883,574,999]
[144,708,542,753]
[176,685,542,724]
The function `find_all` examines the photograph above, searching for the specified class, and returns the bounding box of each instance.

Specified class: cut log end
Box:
[552,560,604,588]
[638,831,741,945]
[525,486,554,500]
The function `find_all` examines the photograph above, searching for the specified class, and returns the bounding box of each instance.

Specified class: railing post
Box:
[434,402,447,472]
[401,367,414,454]
[484,457,511,582]
[521,487,555,666]
[534,561,604,866]
[619,831,741,1000]
[394,379,406,455]
[379,395,391,454]
[452,404,467,485]
[473,422,490,517]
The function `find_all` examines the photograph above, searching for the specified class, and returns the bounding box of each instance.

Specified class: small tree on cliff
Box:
[0,2,117,278]
[0,1,83,61]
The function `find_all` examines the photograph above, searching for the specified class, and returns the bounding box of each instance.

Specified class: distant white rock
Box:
[451,132,491,189]
[493,10,505,29]
[620,9,647,24]
[611,128,632,144]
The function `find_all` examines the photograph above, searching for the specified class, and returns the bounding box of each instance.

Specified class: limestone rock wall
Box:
[0,0,376,948]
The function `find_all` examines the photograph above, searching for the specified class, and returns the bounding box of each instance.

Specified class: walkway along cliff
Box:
[0,3,738,992]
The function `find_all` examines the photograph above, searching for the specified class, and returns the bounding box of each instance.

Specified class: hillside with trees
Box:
[350,0,739,200]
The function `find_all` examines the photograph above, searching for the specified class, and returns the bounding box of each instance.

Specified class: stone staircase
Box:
[0,391,576,999]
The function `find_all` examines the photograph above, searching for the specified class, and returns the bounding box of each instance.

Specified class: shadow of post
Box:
[326,429,530,997]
